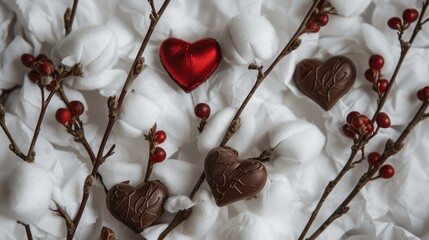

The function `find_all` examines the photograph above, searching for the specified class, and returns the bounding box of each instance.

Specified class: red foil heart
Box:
[160,38,222,92]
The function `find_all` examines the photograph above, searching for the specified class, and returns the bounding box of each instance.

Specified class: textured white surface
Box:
[0,0,429,239]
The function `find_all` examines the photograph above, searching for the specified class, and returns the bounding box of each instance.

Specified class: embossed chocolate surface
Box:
[106,180,168,233]
[293,56,356,111]
[204,147,267,207]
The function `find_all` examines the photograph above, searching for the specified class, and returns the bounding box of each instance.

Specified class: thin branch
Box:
[52,202,75,235]
[64,0,79,36]
[0,111,26,160]
[371,0,429,122]
[25,86,58,162]
[158,1,323,239]
[58,86,108,192]
[298,2,429,238]
[65,1,171,239]
[17,222,33,240]
[307,102,429,239]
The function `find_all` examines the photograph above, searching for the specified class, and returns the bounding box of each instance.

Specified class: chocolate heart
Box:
[204,147,267,207]
[160,38,222,93]
[293,56,356,110]
[106,180,168,233]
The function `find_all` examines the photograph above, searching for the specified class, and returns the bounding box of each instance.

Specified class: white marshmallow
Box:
[51,26,118,90]
[222,14,278,65]
[269,120,325,169]
[3,163,54,224]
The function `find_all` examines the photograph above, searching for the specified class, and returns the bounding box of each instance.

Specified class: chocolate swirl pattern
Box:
[204,147,267,207]
[106,180,168,233]
[294,56,357,111]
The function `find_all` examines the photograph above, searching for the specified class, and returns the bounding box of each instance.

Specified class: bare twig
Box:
[0,106,26,160]
[17,222,33,240]
[64,0,79,35]
[58,83,108,193]
[298,2,429,239]
[52,202,75,235]
[371,0,429,121]
[158,1,324,239]
[65,1,170,239]
[25,85,58,162]
[307,102,429,239]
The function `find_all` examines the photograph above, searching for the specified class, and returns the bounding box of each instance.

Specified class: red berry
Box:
[314,13,329,26]
[351,116,364,129]
[55,108,72,125]
[194,103,211,119]
[403,8,419,23]
[150,147,166,163]
[378,79,388,93]
[346,111,360,124]
[46,80,58,91]
[367,152,381,166]
[35,54,48,61]
[28,70,41,82]
[68,101,84,117]
[342,124,356,138]
[361,115,370,126]
[364,69,380,83]
[417,86,429,102]
[369,54,384,71]
[366,122,374,135]
[21,54,35,68]
[38,59,53,76]
[306,21,320,33]
[379,164,395,179]
[154,130,167,144]
[388,17,402,30]
[376,112,391,128]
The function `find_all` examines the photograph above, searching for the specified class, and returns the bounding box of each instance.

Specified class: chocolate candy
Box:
[100,226,116,240]
[106,180,168,233]
[204,147,267,207]
[293,56,356,110]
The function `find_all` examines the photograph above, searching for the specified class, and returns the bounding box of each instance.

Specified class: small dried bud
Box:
[84,175,94,194]
[0,103,4,117]
[248,61,260,70]
[71,64,84,77]
[291,38,302,51]
[134,57,145,76]
[231,118,241,133]
[64,8,71,22]
[108,96,118,118]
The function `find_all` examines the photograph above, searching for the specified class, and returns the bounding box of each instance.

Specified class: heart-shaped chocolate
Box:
[293,56,356,110]
[204,147,267,207]
[106,180,168,233]
[160,38,222,93]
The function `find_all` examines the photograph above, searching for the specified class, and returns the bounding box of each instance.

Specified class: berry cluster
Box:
[21,53,56,90]
[364,54,388,95]
[388,8,419,31]
[144,125,168,164]
[342,111,373,139]
[306,11,329,33]
[342,111,391,140]
[367,152,395,179]
[150,131,167,163]
[55,101,85,126]
[305,0,331,33]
